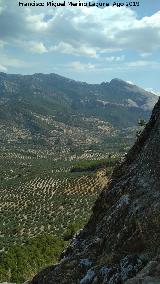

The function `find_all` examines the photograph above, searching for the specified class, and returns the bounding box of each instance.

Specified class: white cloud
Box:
[47,8,160,54]
[62,59,160,74]
[145,88,160,96]
[28,42,48,54]
[10,39,48,54]
[104,55,125,62]
[26,14,48,32]
[0,1,160,57]
[126,60,160,68]
[50,41,97,57]
[0,40,5,48]
[140,52,152,58]
[0,64,7,72]
[127,81,134,85]
[68,61,95,71]
[0,52,30,69]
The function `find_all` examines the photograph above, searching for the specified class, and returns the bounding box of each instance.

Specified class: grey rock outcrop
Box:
[125,257,160,283]
[31,98,160,283]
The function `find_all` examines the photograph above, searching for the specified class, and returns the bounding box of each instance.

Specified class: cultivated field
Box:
[0,145,112,250]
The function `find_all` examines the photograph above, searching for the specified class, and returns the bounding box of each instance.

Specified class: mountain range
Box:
[0,72,158,156]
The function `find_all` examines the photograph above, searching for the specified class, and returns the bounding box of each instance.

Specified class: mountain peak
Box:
[109,78,127,85]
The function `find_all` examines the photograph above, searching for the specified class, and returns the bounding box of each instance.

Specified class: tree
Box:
[138,119,146,127]
[136,119,146,138]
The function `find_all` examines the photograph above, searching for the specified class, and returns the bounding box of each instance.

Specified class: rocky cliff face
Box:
[31,98,160,283]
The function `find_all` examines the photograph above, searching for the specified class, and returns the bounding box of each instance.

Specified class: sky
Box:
[0,0,160,93]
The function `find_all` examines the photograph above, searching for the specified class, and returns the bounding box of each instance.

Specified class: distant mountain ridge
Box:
[0,72,157,111]
[0,72,158,151]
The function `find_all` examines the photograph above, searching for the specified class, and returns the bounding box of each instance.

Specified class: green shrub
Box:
[63,221,84,241]
[0,234,68,283]
[70,157,119,173]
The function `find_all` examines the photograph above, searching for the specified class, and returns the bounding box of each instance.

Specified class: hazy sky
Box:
[0,0,160,92]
